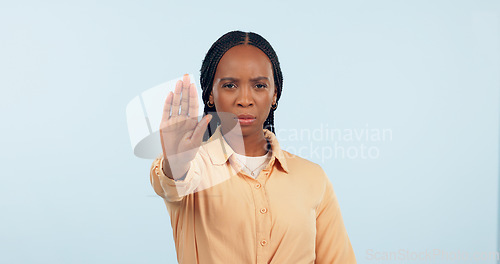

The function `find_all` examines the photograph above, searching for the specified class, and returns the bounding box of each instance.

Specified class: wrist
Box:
[160,155,190,181]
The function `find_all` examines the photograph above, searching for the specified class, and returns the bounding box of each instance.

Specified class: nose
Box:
[236,85,254,107]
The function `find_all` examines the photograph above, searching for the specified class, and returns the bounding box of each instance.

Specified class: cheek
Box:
[263,89,275,104]
[212,87,221,102]
[213,89,231,109]
[258,94,273,114]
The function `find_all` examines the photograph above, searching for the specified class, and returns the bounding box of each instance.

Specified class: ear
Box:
[209,90,214,104]
[272,89,277,105]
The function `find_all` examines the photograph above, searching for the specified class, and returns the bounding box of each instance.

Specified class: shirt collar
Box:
[204,126,289,173]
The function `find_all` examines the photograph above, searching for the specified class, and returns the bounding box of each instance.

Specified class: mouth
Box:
[235,114,256,125]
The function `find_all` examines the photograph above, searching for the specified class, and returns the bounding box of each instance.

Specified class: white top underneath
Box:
[232,151,271,179]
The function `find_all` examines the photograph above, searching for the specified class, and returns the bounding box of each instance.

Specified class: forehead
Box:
[215,45,273,77]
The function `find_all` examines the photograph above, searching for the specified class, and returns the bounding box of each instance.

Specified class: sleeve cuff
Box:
[153,154,202,202]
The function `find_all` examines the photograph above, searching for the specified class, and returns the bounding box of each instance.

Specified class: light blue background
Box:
[1,0,498,263]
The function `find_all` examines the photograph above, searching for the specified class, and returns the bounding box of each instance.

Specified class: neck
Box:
[221,127,268,157]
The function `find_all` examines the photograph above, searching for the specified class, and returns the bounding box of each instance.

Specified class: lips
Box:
[237,114,256,119]
[236,114,256,125]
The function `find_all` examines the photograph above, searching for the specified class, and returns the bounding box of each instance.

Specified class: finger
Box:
[161,91,173,124]
[183,73,190,86]
[171,80,182,117]
[188,83,199,117]
[180,74,190,116]
[191,114,212,143]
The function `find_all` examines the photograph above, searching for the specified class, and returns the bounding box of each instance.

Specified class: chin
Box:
[239,126,254,137]
[221,123,258,137]
[240,124,264,137]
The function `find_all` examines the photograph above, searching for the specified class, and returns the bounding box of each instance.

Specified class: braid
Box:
[200,31,283,140]
[263,110,275,134]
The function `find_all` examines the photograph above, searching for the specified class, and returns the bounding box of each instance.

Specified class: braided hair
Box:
[200,31,283,140]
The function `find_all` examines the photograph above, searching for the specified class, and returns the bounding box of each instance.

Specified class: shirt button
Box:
[260,240,267,246]
[260,208,267,214]
[255,183,261,189]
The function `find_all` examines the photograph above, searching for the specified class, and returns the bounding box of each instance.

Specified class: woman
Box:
[150,31,356,264]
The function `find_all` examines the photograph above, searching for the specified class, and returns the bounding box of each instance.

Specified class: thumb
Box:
[191,114,212,143]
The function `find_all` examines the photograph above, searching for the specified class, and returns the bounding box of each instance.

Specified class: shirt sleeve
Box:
[315,171,357,264]
[149,153,202,203]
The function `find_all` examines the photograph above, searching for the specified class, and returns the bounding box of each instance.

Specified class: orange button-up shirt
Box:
[150,126,356,264]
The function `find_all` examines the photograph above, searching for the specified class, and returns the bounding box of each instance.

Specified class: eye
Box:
[222,83,236,89]
[256,83,267,89]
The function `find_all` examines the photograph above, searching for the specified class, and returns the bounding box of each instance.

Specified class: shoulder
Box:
[280,150,332,207]
[281,149,328,181]
[281,150,324,172]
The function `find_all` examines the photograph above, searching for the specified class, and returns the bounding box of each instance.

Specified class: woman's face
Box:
[210,44,277,137]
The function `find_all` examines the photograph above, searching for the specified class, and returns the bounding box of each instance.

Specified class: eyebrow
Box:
[219,76,270,82]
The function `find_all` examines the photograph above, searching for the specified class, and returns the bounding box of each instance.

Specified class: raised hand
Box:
[159,74,212,180]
